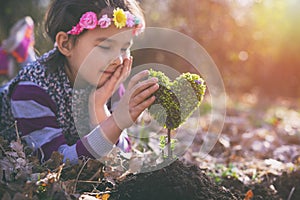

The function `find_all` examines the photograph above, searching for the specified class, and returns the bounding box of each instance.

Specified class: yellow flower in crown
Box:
[113,8,127,29]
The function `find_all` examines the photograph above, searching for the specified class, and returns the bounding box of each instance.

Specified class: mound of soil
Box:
[110,160,240,200]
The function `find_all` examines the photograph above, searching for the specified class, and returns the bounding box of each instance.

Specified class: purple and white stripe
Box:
[10,81,131,163]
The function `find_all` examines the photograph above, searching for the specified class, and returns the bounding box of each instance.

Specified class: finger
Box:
[112,64,123,80]
[130,83,159,106]
[130,95,156,118]
[130,77,158,96]
[100,66,123,92]
[120,57,132,81]
[129,56,133,71]
[127,70,150,89]
[123,56,132,72]
[125,56,133,77]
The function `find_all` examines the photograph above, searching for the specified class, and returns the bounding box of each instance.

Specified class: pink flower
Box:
[98,14,111,28]
[79,12,98,30]
[125,11,135,27]
[67,24,84,35]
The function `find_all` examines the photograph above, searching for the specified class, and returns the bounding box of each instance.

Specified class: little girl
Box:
[0,0,159,164]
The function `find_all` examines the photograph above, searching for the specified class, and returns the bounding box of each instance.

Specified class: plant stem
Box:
[167,129,172,159]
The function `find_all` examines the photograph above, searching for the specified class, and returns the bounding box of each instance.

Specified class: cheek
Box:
[80,50,106,71]
[88,48,115,69]
[78,58,110,86]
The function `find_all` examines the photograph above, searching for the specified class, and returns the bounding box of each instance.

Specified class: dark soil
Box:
[273,170,300,200]
[221,177,280,200]
[110,160,240,200]
[217,168,300,200]
[0,158,299,199]
[110,160,300,200]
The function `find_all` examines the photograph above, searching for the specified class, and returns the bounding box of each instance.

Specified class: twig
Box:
[83,191,111,195]
[14,121,20,142]
[76,180,103,184]
[287,186,295,200]
[56,163,65,181]
[73,158,90,194]
[0,143,6,155]
[88,166,103,181]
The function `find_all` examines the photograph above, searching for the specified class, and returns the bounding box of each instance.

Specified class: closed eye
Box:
[121,48,129,52]
[98,46,111,50]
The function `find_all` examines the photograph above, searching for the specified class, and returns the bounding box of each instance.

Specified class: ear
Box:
[55,31,72,56]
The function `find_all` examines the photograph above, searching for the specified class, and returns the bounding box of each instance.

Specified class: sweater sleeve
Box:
[10,81,116,164]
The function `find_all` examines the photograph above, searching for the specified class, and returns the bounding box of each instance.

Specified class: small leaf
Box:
[244,189,253,200]
[102,193,110,200]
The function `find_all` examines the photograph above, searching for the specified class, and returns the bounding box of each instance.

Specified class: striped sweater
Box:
[0,48,130,164]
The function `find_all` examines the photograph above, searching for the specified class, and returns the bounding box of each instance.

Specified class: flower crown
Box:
[67,7,143,36]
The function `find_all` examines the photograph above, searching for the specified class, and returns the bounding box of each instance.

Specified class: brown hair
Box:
[43,0,144,71]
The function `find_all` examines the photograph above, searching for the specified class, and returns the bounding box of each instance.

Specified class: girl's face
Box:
[66,26,134,88]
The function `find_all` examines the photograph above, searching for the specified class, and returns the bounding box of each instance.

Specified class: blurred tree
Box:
[139,0,255,93]
[140,0,300,97]
[251,0,300,96]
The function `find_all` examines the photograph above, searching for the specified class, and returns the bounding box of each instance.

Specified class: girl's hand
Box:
[112,70,159,130]
[89,57,132,126]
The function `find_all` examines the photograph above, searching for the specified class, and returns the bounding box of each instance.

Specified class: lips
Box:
[99,69,115,75]
[102,71,114,74]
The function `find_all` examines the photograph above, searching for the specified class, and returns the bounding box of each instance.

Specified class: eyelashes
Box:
[98,46,129,53]
[98,46,111,50]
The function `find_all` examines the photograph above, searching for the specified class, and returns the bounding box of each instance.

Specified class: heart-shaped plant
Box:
[148,69,206,158]
[148,69,206,130]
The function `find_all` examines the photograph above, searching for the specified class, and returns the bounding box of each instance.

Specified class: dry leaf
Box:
[244,189,253,200]
[101,193,110,200]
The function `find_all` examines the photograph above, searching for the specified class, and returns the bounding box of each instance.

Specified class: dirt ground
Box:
[0,96,300,199]
[110,160,239,200]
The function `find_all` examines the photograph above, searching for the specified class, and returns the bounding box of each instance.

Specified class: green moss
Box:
[148,69,206,130]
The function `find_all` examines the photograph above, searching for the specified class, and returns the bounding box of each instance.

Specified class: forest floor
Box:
[0,94,300,200]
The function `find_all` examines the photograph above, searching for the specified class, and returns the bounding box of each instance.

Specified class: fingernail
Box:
[151,77,158,82]
[142,70,149,75]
